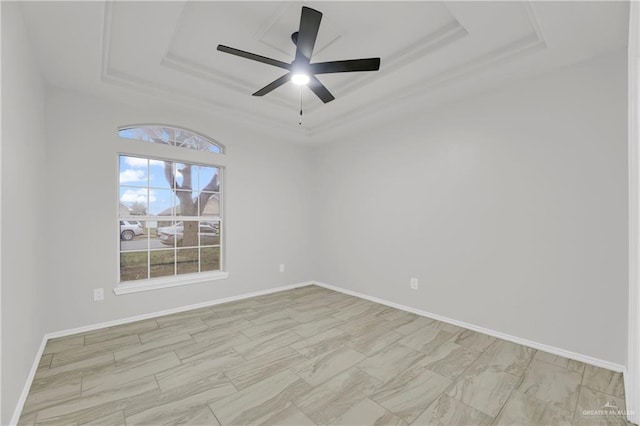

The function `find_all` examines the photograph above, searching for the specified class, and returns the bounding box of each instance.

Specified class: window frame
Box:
[118,124,225,154]
[114,150,228,296]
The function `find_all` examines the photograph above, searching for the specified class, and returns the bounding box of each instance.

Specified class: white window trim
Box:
[114,271,229,295]
[116,152,227,295]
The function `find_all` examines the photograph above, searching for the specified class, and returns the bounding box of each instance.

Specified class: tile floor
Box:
[18,285,631,425]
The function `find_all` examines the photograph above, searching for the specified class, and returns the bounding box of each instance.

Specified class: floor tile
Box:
[291,316,346,338]
[43,335,84,355]
[225,346,305,390]
[291,346,366,387]
[370,365,452,423]
[174,331,250,362]
[81,352,181,395]
[574,386,628,426]
[399,324,455,353]
[50,335,140,368]
[477,339,535,376]
[31,353,115,392]
[155,349,244,391]
[450,330,496,352]
[582,364,625,399]
[38,353,53,369]
[173,406,220,426]
[137,318,206,344]
[394,316,435,335]
[35,375,158,424]
[126,376,234,425]
[83,320,158,346]
[209,370,311,425]
[113,333,194,366]
[534,351,586,374]
[447,362,521,417]
[357,344,425,382]
[233,330,302,360]
[295,367,381,425]
[240,317,300,339]
[290,328,350,358]
[78,409,126,426]
[493,390,573,425]
[418,341,481,380]
[329,398,408,426]
[413,394,493,425]
[347,328,405,357]
[518,359,583,413]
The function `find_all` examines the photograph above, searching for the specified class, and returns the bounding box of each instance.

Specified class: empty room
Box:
[2,1,639,425]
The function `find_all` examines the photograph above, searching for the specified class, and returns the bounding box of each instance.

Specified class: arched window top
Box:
[118,125,224,154]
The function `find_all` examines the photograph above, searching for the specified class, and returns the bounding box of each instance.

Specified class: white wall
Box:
[311,50,628,365]
[43,87,313,333]
[1,3,48,424]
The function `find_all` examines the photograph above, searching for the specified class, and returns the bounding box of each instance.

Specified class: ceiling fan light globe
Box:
[291,73,310,85]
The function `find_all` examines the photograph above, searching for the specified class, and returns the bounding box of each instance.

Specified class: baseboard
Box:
[47,281,314,339]
[10,281,314,424]
[10,336,48,425]
[312,281,626,373]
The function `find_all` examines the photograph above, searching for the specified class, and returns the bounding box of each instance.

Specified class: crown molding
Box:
[306,2,547,137]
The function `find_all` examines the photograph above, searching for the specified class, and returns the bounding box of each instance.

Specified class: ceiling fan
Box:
[217,6,381,104]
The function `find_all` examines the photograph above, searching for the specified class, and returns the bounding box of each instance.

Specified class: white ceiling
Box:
[19,1,629,143]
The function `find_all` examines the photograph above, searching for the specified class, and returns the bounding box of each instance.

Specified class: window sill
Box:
[114,271,229,295]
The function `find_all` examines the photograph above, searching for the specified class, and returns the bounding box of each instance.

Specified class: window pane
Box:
[119,156,148,187]
[201,247,220,272]
[157,221,179,248]
[199,220,220,246]
[174,163,192,189]
[175,190,198,216]
[149,159,172,190]
[200,193,220,217]
[119,187,148,216]
[120,252,148,281]
[150,249,175,278]
[180,220,199,248]
[118,126,223,153]
[120,220,147,251]
[198,166,219,192]
[149,189,175,216]
[176,248,199,275]
[147,221,164,250]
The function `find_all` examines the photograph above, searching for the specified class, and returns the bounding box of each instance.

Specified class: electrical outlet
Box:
[93,288,104,302]
[410,278,419,290]
[279,264,285,273]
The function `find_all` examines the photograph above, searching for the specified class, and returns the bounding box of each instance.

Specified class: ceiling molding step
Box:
[305,19,469,115]
[306,1,548,136]
[101,68,303,140]
[306,32,547,137]
[252,1,343,58]
[160,52,294,112]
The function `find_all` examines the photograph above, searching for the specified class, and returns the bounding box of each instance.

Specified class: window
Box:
[116,153,226,294]
[118,125,223,154]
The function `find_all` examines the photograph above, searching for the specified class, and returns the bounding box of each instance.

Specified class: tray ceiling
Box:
[19,1,629,143]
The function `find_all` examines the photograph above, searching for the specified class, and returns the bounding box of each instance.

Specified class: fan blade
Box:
[308,75,335,103]
[295,7,322,63]
[217,45,291,70]
[252,73,291,96]
[310,58,380,74]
